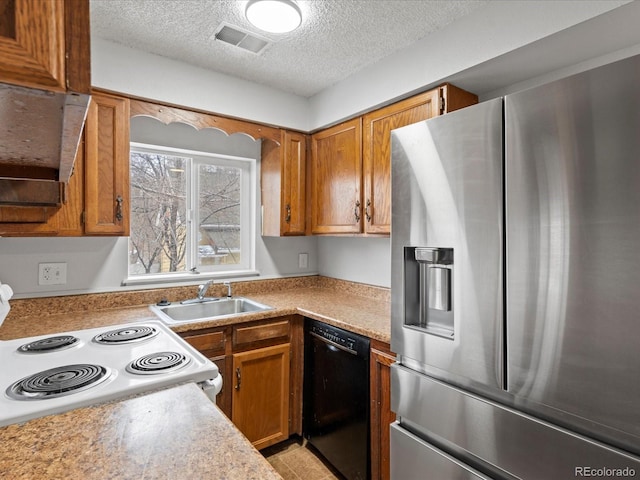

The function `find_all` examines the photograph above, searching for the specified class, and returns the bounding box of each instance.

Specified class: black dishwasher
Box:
[303,318,370,480]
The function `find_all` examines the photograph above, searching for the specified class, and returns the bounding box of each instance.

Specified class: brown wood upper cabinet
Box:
[0,0,90,93]
[0,91,130,236]
[83,91,130,235]
[311,84,477,236]
[261,130,307,236]
[311,118,363,234]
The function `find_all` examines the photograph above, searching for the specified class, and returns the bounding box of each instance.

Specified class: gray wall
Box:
[0,119,318,298]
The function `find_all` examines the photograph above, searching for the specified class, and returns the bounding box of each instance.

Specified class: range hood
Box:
[0,83,90,206]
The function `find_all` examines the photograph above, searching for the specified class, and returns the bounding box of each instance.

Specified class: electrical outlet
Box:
[38,263,67,285]
[298,253,308,269]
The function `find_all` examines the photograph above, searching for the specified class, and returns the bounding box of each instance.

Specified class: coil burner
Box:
[6,364,111,400]
[17,335,80,354]
[93,325,159,345]
[126,351,191,375]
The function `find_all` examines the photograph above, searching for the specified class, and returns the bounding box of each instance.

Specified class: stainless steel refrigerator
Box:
[390,54,640,479]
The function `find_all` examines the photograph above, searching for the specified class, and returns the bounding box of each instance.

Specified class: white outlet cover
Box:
[298,253,309,269]
[38,263,68,286]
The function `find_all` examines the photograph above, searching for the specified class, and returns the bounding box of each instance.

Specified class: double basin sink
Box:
[149,297,273,325]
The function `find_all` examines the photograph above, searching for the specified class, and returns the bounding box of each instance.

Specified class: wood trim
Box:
[370,340,396,480]
[289,315,304,435]
[129,98,281,143]
[63,0,90,93]
[440,83,479,113]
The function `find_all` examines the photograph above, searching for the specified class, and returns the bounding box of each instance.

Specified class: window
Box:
[128,143,256,281]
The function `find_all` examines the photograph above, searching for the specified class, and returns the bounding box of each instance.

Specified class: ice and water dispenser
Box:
[404,247,454,339]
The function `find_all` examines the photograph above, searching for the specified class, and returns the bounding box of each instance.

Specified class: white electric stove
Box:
[0,319,221,427]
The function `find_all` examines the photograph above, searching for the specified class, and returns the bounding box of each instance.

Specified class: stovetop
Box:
[0,320,219,427]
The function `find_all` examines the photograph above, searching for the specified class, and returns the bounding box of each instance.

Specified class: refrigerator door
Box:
[391,364,640,479]
[391,98,503,391]
[506,55,640,454]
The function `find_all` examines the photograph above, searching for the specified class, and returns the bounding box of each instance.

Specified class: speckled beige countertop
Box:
[0,383,282,480]
[0,276,391,343]
[0,276,390,479]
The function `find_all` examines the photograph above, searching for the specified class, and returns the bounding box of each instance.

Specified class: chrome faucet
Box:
[197,280,215,300]
[223,281,232,298]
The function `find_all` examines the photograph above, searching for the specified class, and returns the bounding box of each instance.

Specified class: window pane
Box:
[197,163,241,268]
[129,151,188,275]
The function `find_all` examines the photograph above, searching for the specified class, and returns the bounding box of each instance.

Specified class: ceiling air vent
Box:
[213,23,270,54]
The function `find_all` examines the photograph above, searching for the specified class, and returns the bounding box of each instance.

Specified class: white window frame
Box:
[124,142,257,285]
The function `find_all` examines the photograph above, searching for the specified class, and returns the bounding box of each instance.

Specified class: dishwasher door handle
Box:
[310,331,358,355]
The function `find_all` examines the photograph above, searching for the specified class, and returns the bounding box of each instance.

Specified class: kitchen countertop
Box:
[0,280,391,343]
[0,277,390,479]
[0,383,282,480]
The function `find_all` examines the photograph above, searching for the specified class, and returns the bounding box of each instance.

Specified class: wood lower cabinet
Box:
[182,328,232,418]
[181,315,303,450]
[232,343,290,450]
[370,340,396,480]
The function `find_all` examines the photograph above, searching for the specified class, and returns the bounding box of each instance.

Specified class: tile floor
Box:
[262,436,342,480]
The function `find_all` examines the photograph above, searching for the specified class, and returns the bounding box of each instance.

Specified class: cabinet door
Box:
[261,131,307,237]
[370,342,396,480]
[232,343,290,450]
[281,130,307,235]
[311,118,362,234]
[84,91,130,235]
[0,0,65,91]
[363,90,440,235]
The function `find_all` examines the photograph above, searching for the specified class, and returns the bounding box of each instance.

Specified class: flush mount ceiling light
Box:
[245,0,302,34]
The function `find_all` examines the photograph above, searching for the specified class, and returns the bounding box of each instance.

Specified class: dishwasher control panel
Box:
[308,320,368,356]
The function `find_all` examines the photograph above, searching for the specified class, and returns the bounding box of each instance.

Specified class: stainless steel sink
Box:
[149,297,273,325]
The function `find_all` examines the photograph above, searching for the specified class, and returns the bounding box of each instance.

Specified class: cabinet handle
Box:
[115,195,123,221]
[235,367,241,390]
[285,204,291,223]
[354,200,361,223]
[365,199,371,222]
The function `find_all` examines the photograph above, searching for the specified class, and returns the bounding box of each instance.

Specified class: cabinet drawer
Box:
[184,330,226,354]
[233,320,290,348]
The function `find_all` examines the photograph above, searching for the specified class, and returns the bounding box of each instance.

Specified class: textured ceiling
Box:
[90,0,487,98]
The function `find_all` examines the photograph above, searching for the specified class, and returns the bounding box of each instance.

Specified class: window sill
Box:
[121,270,260,287]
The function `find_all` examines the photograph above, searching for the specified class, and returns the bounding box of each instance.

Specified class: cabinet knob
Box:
[285,204,291,223]
[354,200,361,223]
[365,199,372,222]
[115,195,123,222]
